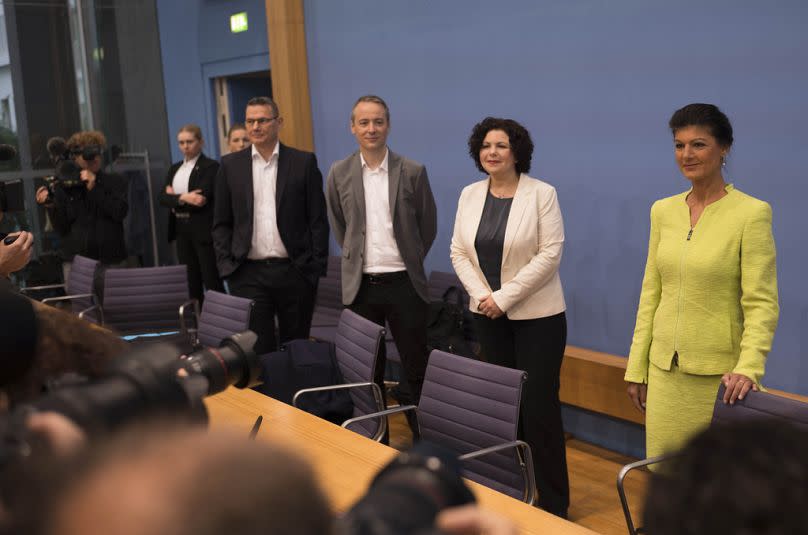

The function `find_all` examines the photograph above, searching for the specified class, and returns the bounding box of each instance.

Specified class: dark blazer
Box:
[49,170,129,264]
[158,153,219,242]
[212,144,329,285]
[326,149,437,305]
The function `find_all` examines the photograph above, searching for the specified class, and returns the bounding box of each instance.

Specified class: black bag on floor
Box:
[427,287,476,358]
[254,339,354,424]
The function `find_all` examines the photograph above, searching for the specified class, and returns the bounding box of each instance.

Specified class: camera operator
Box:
[35,131,128,280]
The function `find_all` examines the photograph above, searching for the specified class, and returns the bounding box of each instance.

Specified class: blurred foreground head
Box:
[39,425,332,535]
[0,293,126,408]
[644,419,808,535]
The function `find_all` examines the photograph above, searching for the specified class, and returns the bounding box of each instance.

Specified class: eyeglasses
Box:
[245,117,277,126]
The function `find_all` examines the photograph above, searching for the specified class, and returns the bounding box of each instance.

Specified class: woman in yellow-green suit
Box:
[625,103,779,458]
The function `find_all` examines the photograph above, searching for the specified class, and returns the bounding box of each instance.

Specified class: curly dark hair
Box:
[669,103,733,147]
[467,117,533,175]
[644,419,808,535]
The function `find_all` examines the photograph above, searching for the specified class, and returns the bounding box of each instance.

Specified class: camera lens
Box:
[180,331,260,395]
[340,442,475,535]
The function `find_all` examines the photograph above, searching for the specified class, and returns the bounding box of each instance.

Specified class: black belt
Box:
[246,257,290,265]
[363,271,408,284]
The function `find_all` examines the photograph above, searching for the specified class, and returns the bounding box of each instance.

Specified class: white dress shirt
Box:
[171,154,199,195]
[361,150,405,273]
[248,143,289,259]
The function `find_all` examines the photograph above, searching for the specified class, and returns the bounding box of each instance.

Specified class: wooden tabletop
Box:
[205,387,597,535]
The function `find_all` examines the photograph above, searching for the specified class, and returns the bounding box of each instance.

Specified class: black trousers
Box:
[228,260,316,355]
[349,272,429,409]
[175,220,223,303]
[472,311,569,518]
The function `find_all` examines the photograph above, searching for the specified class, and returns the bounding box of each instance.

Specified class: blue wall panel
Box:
[303,0,808,396]
[157,0,268,162]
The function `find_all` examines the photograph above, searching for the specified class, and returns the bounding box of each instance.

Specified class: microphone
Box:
[0,145,17,162]
[46,137,67,159]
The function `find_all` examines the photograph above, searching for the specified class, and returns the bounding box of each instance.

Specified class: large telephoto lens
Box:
[180,331,260,395]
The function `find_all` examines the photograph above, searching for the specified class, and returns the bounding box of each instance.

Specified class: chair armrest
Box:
[459,440,537,505]
[178,299,200,341]
[342,404,417,442]
[41,293,96,306]
[78,303,105,325]
[21,283,66,295]
[293,382,384,411]
[616,454,675,535]
[296,382,387,441]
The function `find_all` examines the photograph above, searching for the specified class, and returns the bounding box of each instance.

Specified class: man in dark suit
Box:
[213,97,329,355]
[326,95,437,410]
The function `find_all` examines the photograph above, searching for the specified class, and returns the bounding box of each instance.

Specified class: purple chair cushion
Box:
[333,309,386,439]
[418,350,527,500]
[197,290,253,348]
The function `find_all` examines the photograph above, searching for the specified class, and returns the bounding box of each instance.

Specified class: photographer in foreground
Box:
[35,131,128,280]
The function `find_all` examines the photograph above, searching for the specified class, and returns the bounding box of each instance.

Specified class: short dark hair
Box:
[246,96,279,118]
[669,103,733,147]
[351,95,390,123]
[644,420,808,535]
[467,117,534,175]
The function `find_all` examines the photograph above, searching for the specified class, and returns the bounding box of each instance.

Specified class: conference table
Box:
[204,387,596,535]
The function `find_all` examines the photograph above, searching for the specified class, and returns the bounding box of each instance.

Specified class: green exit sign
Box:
[230,12,248,33]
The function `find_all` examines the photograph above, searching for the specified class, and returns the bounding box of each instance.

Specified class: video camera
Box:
[0,330,261,468]
[42,137,103,196]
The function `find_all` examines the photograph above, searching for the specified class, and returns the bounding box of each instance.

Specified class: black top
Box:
[474,191,513,291]
[48,170,129,264]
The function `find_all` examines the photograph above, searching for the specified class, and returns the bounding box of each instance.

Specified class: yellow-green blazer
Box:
[625,184,779,385]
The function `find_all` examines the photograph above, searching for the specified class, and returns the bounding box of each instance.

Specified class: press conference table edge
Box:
[204,387,597,535]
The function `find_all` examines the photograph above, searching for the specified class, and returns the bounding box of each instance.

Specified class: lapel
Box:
[387,150,400,221]
[502,174,531,264]
[187,153,204,190]
[241,148,255,218]
[464,180,489,267]
[349,151,366,226]
[275,143,289,212]
[167,162,181,186]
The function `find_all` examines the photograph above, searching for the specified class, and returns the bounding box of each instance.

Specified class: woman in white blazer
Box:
[451,117,568,518]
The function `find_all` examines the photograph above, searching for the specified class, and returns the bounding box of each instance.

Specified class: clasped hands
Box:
[165,185,207,207]
[477,294,504,319]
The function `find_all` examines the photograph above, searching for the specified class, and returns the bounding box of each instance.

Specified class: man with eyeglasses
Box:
[213,96,329,354]
[35,130,129,281]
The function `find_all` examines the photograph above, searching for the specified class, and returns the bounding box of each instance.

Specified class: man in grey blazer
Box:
[326,95,437,415]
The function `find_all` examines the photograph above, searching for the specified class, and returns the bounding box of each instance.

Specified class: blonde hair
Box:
[178,124,203,141]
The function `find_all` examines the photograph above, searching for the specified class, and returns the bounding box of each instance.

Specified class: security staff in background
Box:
[160,124,223,303]
[36,131,128,281]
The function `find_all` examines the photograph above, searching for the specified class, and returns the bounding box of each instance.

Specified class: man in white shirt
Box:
[213,97,329,354]
[326,95,437,417]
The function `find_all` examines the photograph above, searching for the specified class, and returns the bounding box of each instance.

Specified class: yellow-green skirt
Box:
[646,362,722,459]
